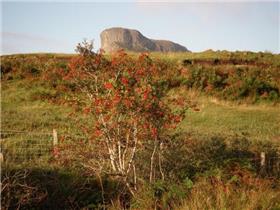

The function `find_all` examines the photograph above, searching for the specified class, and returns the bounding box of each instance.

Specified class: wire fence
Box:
[1,129,280,177]
[1,130,53,165]
[245,154,280,177]
[0,129,88,166]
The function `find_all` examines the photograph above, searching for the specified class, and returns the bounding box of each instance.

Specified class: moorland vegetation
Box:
[1,42,280,209]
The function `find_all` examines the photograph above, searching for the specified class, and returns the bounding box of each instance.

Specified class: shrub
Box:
[60,42,187,195]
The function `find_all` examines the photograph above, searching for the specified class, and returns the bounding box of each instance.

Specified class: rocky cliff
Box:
[100,27,189,52]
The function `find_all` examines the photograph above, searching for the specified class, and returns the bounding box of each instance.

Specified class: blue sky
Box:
[1,1,279,54]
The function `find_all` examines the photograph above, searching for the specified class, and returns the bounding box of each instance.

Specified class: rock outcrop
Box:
[100,27,189,52]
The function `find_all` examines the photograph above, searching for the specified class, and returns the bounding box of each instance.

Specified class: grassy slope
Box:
[162,86,279,143]
[184,101,280,142]
[2,79,279,143]
[136,50,280,65]
[2,80,72,133]
[1,78,90,165]
[1,51,280,141]
[169,88,280,142]
[1,52,280,209]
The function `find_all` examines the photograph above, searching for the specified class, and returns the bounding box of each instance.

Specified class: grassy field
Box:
[1,51,280,209]
[167,87,280,142]
[2,80,279,141]
[2,80,75,133]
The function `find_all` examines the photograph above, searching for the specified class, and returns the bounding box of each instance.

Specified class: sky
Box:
[1,1,279,54]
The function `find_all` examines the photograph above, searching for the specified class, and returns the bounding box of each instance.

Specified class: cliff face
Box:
[100,27,189,52]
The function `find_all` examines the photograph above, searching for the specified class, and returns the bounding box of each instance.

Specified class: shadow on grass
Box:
[1,167,128,210]
[161,134,280,181]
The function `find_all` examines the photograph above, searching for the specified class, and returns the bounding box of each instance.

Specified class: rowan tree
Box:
[63,41,186,194]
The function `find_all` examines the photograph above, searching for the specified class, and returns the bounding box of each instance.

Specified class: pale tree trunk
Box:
[100,114,118,172]
[158,141,164,181]
[126,121,138,175]
[150,138,157,183]
[133,163,137,190]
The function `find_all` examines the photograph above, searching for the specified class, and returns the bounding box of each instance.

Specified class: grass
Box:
[1,80,88,134]
[130,50,280,67]
[1,51,280,209]
[1,79,90,166]
[168,87,280,142]
[177,177,280,210]
[2,81,69,132]
[3,79,279,143]
[2,58,279,167]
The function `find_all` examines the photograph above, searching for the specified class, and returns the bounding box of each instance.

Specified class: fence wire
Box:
[1,130,280,177]
[1,130,53,165]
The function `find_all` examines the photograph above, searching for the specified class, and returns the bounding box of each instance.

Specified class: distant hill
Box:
[100,27,189,52]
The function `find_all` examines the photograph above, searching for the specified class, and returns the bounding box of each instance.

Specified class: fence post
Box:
[260,152,266,175]
[0,152,3,163]
[53,129,58,158]
[53,129,58,146]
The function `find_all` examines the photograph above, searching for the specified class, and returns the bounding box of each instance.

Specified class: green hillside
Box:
[1,51,280,209]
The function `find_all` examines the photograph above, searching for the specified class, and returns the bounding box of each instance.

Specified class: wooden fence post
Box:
[260,152,266,175]
[53,129,58,146]
[0,152,3,163]
[53,129,58,158]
